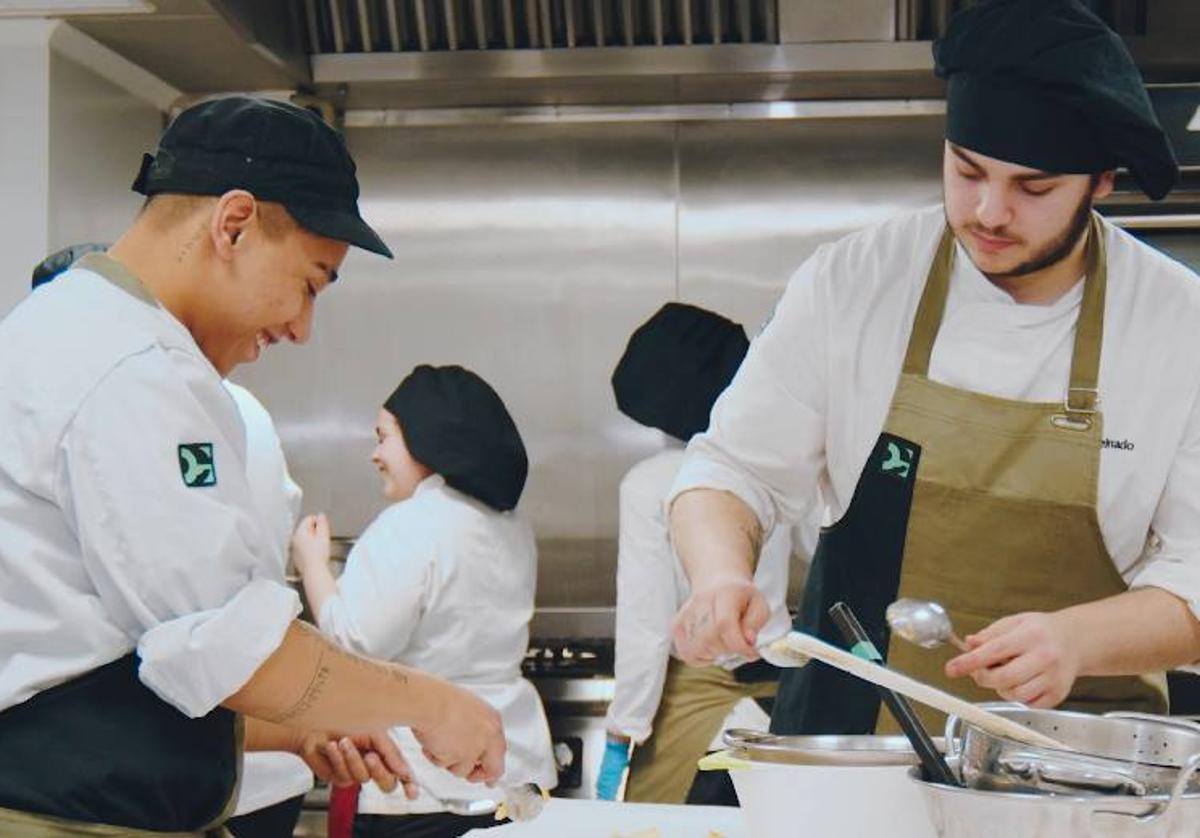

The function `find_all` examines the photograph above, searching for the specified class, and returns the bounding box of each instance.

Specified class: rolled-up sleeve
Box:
[58,348,299,718]
[139,580,299,717]
[669,249,831,537]
[1129,385,1200,626]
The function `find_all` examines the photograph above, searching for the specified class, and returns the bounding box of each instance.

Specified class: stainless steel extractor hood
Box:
[47,1,1200,112]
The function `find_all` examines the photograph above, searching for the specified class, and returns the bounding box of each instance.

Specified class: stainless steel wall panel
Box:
[233,123,678,569]
[231,114,951,608]
[677,117,944,332]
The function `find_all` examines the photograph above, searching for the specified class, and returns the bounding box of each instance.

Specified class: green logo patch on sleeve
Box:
[178,443,217,487]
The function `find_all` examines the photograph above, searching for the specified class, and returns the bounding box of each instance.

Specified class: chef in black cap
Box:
[665,0,1200,737]
[0,97,506,836]
[29,244,321,838]
[600,303,803,805]
[292,365,556,838]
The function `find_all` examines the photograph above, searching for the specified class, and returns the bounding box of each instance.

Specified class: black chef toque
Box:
[132,96,392,257]
[384,365,528,512]
[934,0,1178,200]
[612,302,749,443]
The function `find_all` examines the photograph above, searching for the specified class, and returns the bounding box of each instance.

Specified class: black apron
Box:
[0,654,240,835]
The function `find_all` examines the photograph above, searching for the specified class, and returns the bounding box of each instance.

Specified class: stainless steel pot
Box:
[910,754,1200,838]
[945,704,1200,796]
[722,728,923,766]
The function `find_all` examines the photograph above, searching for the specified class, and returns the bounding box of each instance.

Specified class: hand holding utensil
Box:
[758,630,1069,751]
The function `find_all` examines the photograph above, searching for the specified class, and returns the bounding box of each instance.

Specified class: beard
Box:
[951,187,1095,283]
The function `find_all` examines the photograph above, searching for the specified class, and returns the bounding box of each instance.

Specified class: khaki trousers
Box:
[624,659,776,804]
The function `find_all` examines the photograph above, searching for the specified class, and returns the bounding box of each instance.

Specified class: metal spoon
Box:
[886,598,969,652]
[421,781,546,822]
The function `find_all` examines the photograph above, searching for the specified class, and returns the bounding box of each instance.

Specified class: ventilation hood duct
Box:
[50,1,1197,112]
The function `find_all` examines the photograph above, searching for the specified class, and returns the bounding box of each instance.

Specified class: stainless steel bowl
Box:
[910,754,1200,838]
[946,704,1200,796]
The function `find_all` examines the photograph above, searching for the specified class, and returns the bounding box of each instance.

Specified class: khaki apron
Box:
[0,255,241,836]
[771,215,1167,736]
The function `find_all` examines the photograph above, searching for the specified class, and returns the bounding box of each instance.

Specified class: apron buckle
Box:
[1052,388,1099,431]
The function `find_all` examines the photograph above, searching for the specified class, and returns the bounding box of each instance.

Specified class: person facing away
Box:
[597,302,799,805]
[293,364,557,838]
[32,243,316,838]
[0,96,504,837]
[668,0,1200,738]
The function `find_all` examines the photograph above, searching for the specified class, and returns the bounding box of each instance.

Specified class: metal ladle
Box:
[886,598,969,652]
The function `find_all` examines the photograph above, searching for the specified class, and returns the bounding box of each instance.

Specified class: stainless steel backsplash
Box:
[232,115,946,606]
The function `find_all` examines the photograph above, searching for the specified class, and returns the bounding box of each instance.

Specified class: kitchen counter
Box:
[462,799,747,838]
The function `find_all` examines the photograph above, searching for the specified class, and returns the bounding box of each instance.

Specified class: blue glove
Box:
[596,738,631,800]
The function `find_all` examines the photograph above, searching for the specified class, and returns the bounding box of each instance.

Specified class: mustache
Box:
[964,223,1022,244]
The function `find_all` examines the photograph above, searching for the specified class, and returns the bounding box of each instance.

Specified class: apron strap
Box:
[901,227,956,378]
[1066,214,1107,417]
[901,216,1108,426]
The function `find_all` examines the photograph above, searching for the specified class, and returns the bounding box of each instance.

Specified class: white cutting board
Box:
[463,798,746,838]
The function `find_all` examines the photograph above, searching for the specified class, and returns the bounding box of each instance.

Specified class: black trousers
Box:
[225,795,306,838]
[353,812,508,838]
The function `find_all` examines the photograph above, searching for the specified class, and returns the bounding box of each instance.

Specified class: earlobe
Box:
[1093,170,1117,201]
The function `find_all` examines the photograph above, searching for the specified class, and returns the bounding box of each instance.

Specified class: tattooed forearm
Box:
[267,648,333,724]
[336,642,410,687]
[738,514,763,564]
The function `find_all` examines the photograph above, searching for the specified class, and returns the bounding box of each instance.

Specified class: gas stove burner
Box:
[523,637,614,678]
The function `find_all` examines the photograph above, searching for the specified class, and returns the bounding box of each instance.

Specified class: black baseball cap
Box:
[132,96,392,257]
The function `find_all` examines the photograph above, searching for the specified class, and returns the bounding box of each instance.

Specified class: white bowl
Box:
[729,760,936,838]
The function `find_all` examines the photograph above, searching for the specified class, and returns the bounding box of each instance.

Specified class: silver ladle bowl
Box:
[886,598,968,652]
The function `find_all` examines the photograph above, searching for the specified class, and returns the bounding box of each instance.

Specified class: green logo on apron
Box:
[881,442,914,480]
[178,443,216,487]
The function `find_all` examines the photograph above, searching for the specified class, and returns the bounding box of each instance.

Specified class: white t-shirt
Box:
[672,205,1200,623]
[0,257,299,718]
[317,474,557,815]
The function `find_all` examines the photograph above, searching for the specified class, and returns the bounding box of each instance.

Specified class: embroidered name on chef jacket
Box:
[178,443,217,487]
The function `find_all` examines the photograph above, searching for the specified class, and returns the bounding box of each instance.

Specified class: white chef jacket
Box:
[223,382,314,817]
[0,255,300,718]
[671,205,1200,625]
[604,448,794,743]
[316,474,557,815]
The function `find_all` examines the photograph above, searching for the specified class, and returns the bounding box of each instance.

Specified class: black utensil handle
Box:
[828,601,959,787]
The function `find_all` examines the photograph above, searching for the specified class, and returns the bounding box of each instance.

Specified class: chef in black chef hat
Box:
[291,366,556,835]
[612,302,749,444]
[382,364,529,512]
[936,0,1177,202]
